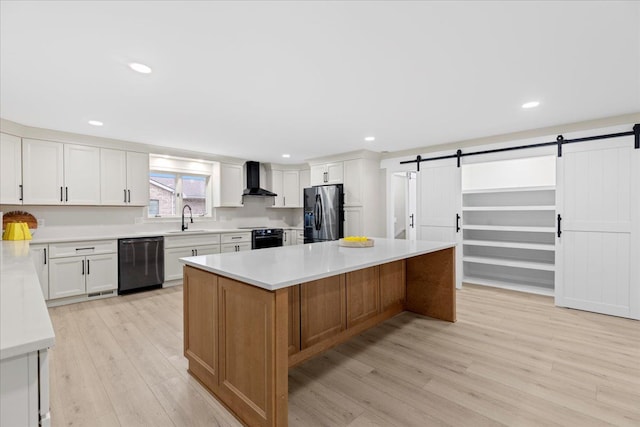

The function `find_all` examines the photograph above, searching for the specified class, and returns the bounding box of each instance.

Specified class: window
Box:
[148,167,211,217]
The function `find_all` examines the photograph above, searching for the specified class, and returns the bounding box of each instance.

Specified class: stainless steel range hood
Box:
[243,161,277,197]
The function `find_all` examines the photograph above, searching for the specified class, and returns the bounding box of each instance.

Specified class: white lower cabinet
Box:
[284,229,297,246]
[221,242,251,253]
[164,234,224,281]
[164,244,222,281]
[48,240,117,300]
[49,254,117,299]
[0,349,50,427]
[29,244,49,300]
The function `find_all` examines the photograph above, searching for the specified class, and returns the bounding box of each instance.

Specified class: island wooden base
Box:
[184,247,455,427]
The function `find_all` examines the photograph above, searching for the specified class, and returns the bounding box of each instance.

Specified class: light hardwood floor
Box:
[48,284,640,427]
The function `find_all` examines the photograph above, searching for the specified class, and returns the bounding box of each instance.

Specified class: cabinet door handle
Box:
[456,214,461,233]
[87,259,90,275]
[231,236,242,240]
[283,196,286,206]
[81,260,85,275]
[65,187,69,202]
[60,186,63,202]
[127,189,131,203]
[76,247,95,251]
[124,189,127,203]
[195,249,198,256]
[557,214,562,238]
[43,248,47,265]
[409,214,414,228]
[19,184,23,201]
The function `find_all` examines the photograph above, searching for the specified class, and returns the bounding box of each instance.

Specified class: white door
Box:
[22,139,64,205]
[64,144,101,205]
[417,159,462,288]
[126,151,149,206]
[85,254,118,293]
[407,171,417,241]
[100,148,128,205]
[0,133,23,204]
[556,137,639,319]
[283,170,300,207]
[49,257,85,299]
[309,165,326,186]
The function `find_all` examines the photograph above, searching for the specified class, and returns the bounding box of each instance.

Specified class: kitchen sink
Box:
[166,229,209,234]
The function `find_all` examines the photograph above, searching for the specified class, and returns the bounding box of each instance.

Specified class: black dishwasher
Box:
[118,236,164,294]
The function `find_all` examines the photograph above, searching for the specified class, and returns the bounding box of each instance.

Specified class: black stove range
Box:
[239,227,284,249]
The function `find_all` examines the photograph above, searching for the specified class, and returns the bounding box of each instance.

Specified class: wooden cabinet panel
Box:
[380,260,406,311]
[183,266,218,392]
[218,276,284,427]
[301,275,346,348]
[346,266,380,328]
[288,285,300,356]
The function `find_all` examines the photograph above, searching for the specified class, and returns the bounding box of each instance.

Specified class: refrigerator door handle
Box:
[318,196,324,230]
[314,195,321,230]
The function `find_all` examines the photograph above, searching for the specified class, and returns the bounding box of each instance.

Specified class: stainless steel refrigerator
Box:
[304,184,344,243]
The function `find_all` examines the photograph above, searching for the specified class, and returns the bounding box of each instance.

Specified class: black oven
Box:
[252,228,284,249]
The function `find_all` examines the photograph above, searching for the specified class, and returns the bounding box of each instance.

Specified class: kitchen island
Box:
[180,238,456,427]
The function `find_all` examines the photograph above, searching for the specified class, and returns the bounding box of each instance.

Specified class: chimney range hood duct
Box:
[243,161,277,197]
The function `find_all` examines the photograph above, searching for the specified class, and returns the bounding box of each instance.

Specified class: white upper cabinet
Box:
[270,169,284,207]
[343,159,363,206]
[100,149,128,205]
[0,133,23,204]
[214,163,244,207]
[269,168,302,208]
[100,149,148,206]
[64,144,101,205]
[22,139,64,205]
[282,170,300,207]
[310,162,343,186]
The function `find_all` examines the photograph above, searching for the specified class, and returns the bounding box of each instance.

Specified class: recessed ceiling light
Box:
[282,154,291,158]
[522,101,540,109]
[364,136,375,142]
[129,62,152,74]
[88,120,103,126]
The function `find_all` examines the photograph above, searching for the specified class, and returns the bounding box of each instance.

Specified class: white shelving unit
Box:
[462,186,556,296]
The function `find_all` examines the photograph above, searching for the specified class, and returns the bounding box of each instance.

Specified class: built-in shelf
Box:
[463,256,555,272]
[462,205,555,212]
[462,183,556,296]
[462,185,556,194]
[464,225,555,233]
[463,240,555,251]
[463,276,554,296]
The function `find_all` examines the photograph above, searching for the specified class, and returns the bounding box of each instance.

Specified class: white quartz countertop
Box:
[1,241,55,360]
[29,226,302,244]
[180,238,456,291]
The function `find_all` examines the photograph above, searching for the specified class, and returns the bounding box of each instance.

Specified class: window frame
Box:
[147,154,214,219]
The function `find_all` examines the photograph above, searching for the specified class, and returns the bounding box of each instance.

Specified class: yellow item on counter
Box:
[344,236,368,242]
[2,222,33,240]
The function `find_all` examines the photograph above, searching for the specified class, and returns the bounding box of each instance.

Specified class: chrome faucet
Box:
[182,204,193,231]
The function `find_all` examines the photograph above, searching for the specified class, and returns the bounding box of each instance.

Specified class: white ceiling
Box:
[1,1,639,164]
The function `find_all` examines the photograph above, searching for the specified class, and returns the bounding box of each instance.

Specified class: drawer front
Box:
[164,233,221,248]
[220,232,251,244]
[49,240,116,258]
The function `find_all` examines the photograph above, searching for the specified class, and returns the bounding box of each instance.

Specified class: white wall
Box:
[461,156,556,191]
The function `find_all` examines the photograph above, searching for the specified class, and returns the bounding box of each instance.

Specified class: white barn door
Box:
[417,159,462,288]
[556,136,639,319]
